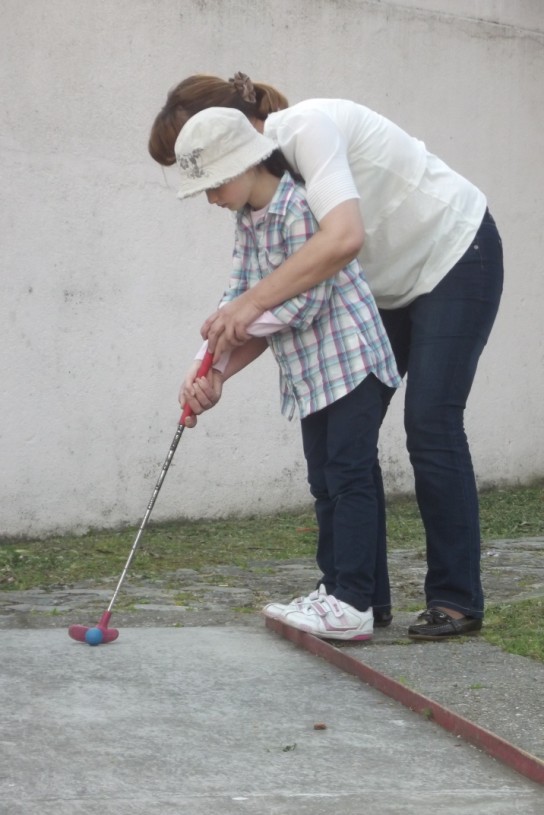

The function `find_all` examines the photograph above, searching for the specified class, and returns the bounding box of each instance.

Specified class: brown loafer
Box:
[408,609,482,640]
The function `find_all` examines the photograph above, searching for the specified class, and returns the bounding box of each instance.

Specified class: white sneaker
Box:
[282,594,373,641]
[262,584,327,620]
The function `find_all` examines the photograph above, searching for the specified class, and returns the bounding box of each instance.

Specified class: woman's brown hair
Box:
[148,72,289,166]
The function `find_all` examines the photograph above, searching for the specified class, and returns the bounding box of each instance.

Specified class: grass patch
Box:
[479,481,544,539]
[481,598,544,662]
[0,481,541,592]
[172,591,198,606]
[0,512,317,591]
[386,480,544,548]
[385,494,425,548]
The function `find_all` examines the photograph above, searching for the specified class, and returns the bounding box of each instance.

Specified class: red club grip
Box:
[180,350,215,426]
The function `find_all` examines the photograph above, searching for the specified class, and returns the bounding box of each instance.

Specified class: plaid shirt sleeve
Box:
[266,200,334,330]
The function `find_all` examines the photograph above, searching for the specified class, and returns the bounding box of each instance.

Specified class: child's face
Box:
[205,170,254,211]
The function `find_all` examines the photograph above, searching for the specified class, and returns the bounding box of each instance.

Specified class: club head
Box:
[68,624,120,644]
[68,624,91,642]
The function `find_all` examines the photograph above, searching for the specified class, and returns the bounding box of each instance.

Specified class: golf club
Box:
[68,350,214,645]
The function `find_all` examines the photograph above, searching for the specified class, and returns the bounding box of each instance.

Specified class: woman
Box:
[149,72,504,639]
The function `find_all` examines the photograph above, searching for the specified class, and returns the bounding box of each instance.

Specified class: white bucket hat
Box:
[175,107,277,199]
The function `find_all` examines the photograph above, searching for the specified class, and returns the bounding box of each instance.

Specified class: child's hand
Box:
[179,361,224,427]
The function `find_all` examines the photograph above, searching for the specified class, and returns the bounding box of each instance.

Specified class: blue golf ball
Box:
[85,627,104,646]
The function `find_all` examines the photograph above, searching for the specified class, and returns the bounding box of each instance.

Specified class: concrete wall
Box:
[1,1,543,537]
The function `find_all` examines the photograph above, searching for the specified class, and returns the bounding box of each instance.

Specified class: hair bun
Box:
[229,71,257,104]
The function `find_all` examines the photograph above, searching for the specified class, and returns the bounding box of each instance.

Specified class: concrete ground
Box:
[1,536,543,812]
[1,625,543,814]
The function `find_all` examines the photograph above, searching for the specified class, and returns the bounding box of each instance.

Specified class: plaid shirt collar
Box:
[236,171,295,230]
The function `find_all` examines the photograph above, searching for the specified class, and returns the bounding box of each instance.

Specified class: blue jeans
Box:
[379,209,504,618]
[300,374,395,612]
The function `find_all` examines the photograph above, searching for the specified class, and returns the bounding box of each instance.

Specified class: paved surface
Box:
[0,536,543,812]
[1,626,543,815]
[343,618,544,761]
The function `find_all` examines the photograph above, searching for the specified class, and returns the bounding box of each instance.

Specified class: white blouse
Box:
[264,98,487,309]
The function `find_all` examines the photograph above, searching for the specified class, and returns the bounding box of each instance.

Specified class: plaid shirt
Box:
[219,172,401,419]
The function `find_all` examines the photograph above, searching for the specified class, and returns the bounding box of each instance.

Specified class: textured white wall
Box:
[1,1,542,537]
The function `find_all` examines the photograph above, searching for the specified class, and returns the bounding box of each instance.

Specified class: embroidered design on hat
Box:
[177,148,206,179]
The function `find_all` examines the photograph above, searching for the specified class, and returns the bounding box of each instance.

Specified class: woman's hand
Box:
[201,201,364,363]
[201,292,264,360]
[179,361,224,428]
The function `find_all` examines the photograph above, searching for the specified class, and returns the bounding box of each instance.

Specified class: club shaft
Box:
[104,350,214,615]
[107,423,185,612]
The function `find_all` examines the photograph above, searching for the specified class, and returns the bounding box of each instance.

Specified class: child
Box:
[176,107,401,641]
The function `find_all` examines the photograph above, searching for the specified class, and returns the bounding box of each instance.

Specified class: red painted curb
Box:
[265,616,544,787]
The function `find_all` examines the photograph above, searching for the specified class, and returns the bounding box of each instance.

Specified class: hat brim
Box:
[176,140,276,200]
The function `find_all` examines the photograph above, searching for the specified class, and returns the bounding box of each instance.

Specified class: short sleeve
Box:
[267,107,360,221]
